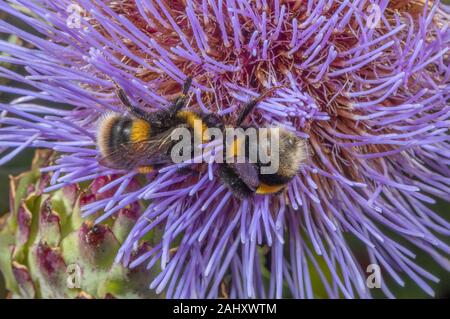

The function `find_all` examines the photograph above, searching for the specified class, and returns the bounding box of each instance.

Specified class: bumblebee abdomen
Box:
[97,114,125,157]
[97,113,151,168]
[219,165,254,199]
[109,117,132,149]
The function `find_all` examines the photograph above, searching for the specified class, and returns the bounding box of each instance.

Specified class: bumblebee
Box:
[96,77,310,198]
[219,127,310,198]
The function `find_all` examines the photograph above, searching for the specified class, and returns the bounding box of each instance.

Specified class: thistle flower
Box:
[0,0,449,299]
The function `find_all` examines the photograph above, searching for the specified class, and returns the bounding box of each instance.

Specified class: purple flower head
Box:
[1,0,449,298]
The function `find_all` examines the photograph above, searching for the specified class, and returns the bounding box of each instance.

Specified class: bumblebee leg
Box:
[236,86,282,126]
[169,77,193,113]
[111,79,148,119]
[235,99,258,127]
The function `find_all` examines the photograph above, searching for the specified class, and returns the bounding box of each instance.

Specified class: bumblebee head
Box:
[257,128,310,185]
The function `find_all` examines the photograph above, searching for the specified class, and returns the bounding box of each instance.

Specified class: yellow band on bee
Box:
[130,119,151,143]
[256,183,285,194]
[176,110,208,143]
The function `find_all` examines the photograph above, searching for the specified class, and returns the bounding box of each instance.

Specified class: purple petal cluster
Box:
[0,0,449,298]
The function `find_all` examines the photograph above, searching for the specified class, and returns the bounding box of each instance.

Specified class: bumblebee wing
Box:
[228,157,260,191]
[98,129,175,170]
[98,143,137,170]
[134,129,175,165]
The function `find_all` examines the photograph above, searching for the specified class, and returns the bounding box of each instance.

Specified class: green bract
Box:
[0,151,158,298]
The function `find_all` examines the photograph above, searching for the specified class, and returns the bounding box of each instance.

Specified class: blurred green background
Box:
[1,3,449,299]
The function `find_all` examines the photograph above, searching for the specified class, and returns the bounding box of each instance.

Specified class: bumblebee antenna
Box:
[182,76,193,95]
[170,76,194,113]
[235,85,283,126]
